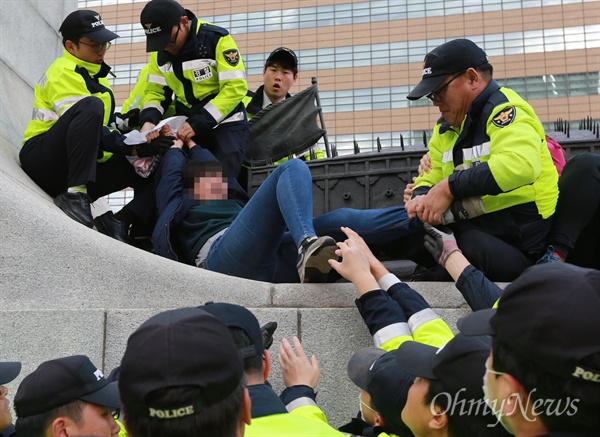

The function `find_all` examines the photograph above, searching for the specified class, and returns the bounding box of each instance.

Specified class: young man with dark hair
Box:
[0,362,21,437]
[394,334,510,437]
[199,302,344,436]
[119,307,250,437]
[20,10,171,243]
[459,263,600,436]
[13,355,120,437]
[245,47,299,118]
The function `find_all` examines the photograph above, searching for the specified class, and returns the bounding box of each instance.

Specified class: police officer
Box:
[20,10,171,243]
[199,302,344,436]
[0,362,21,437]
[139,0,249,195]
[404,39,558,281]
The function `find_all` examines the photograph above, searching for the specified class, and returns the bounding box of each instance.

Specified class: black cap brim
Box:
[347,347,387,390]
[146,32,172,53]
[87,27,120,44]
[457,308,496,336]
[80,381,121,410]
[394,341,438,379]
[0,362,21,385]
[406,75,447,100]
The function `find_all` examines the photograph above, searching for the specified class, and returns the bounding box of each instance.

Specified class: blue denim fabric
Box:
[271,206,424,283]
[205,159,316,281]
[313,206,421,244]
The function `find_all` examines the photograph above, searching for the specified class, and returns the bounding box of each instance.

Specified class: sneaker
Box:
[54,191,94,228]
[297,236,338,283]
[94,211,131,244]
[536,245,564,265]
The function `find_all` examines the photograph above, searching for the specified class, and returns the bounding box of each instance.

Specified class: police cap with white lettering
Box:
[140,0,186,52]
[407,38,488,100]
[119,307,244,419]
[13,355,120,417]
[459,263,600,383]
[59,10,120,43]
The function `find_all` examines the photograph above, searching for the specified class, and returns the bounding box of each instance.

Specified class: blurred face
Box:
[263,63,298,104]
[68,403,120,437]
[401,377,433,437]
[193,172,228,201]
[0,385,12,431]
[430,71,472,127]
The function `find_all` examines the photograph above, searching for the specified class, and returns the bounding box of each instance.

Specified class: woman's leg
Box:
[206,159,331,281]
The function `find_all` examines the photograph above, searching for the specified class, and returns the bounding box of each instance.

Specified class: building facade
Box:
[80,0,599,154]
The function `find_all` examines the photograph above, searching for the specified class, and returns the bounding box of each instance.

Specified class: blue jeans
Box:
[205,159,316,281]
[313,206,421,243]
[271,206,424,282]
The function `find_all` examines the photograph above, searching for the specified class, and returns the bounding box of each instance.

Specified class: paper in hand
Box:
[124,116,188,145]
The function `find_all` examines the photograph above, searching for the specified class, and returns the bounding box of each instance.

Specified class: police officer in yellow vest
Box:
[331,227,453,436]
[138,0,249,201]
[405,39,558,282]
[20,10,171,243]
[199,302,344,437]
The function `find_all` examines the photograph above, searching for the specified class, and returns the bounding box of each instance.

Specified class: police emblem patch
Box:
[492,106,516,128]
[223,49,239,66]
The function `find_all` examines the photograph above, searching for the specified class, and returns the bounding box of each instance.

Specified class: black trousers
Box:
[549,153,600,269]
[19,97,156,227]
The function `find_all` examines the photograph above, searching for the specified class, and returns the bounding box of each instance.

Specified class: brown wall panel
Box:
[98,0,597,138]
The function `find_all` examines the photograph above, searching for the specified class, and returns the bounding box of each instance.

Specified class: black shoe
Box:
[296,236,338,283]
[94,211,131,244]
[54,191,94,228]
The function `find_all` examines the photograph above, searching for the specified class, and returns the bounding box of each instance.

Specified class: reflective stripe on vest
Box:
[148,73,168,86]
[54,96,86,115]
[373,322,411,348]
[32,108,58,122]
[182,59,216,71]
[219,70,246,81]
[286,397,318,412]
[408,308,439,333]
[204,101,223,123]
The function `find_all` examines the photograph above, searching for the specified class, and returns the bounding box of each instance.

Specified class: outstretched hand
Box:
[278,336,320,389]
[328,227,380,295]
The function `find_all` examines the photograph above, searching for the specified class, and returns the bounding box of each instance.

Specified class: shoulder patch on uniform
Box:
[492,106,516,128]
[223,49,240,66]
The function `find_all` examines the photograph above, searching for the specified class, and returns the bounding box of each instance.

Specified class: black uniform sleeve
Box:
[455,264,502,311]
[448,162,503,199]
[139,107,164,127]
[100,126,134,155]
[355,289,408,336]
